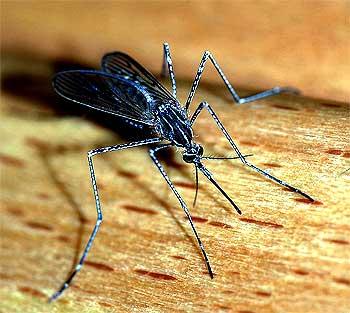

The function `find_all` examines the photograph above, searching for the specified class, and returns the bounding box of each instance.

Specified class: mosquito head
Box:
[183,143,204,163]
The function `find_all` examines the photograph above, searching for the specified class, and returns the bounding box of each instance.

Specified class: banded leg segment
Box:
[185,51,297,111]
[191,102,314,201]
[160,42,177,98]
[49,137,161,302]
[149,144,214,278]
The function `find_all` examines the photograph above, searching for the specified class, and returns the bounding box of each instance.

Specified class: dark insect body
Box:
[50,43,314,302]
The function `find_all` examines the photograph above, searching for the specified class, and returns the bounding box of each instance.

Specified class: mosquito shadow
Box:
[103,155,211,271]
[33,145,88,284]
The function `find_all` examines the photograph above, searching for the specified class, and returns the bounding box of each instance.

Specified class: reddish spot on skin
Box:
[324,238,349,245]
[294,199,323,205]
[18,286,46,298]
[293,269,309,276]
[240,141,258,147]
[37,192,50,199]
[171,255,187,260]
[57,235,71,243]
[342,152,350,158]
[71,285,95,295]
[239,218,283,229]
[0,273,11,280]
[99,302,113,308]
[117,170,138,179]
[325,149,342,155]
[85,261,114,272]
[262,163,282,168]
[222,290,234,295]
[256,291,272,297]
[191,216,208,223]
[321,103,342,108]
[215,305,232,310]
[135,269,177,281]
[26,137,50,151]
[208,221,232,229]
[121,204,157,215]
[272,104,299,111]
[26,221,53,231]
[333,278,350,286]
[0,153,25,167]
[52,144,67,154]
[7,207,24,216]
[54,143,84,154]
[173,181,195,189]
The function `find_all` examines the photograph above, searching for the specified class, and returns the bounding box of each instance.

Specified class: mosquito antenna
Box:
[193,164,199,208]
[197,162,242,215]
[202,153,253,160]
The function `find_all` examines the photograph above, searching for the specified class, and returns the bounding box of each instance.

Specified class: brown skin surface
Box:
[1,3,349,310]
[1,53,349,312]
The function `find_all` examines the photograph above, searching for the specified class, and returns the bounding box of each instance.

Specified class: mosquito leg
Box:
[149,144,214,278]
[49,137,161,302]
[185,51,298,111]
[193,165,199,208]
[160,42,177,98]
[191,102,314,201]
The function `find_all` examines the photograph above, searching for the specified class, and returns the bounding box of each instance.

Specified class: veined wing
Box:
[102,52,174,103]
[53,70,156,125]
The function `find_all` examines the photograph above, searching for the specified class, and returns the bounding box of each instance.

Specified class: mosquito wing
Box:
[102,52,174,103]
[53,70,156,125]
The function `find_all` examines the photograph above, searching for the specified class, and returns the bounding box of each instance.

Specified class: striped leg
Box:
[160,42,177,98]
[190,102,314,201]
[149,144,214,278]
[49,137,161,302]
[185,51,298,111]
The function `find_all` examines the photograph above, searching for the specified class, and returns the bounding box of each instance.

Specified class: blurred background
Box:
[2,1,349,102]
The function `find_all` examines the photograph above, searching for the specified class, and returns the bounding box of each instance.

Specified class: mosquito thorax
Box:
[155,102,193,147]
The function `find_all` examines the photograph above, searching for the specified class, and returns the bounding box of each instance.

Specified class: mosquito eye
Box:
[183,153,195,163]
[198,145,204,156]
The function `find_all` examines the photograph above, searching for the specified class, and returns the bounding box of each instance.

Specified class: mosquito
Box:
[49,42,314,301]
